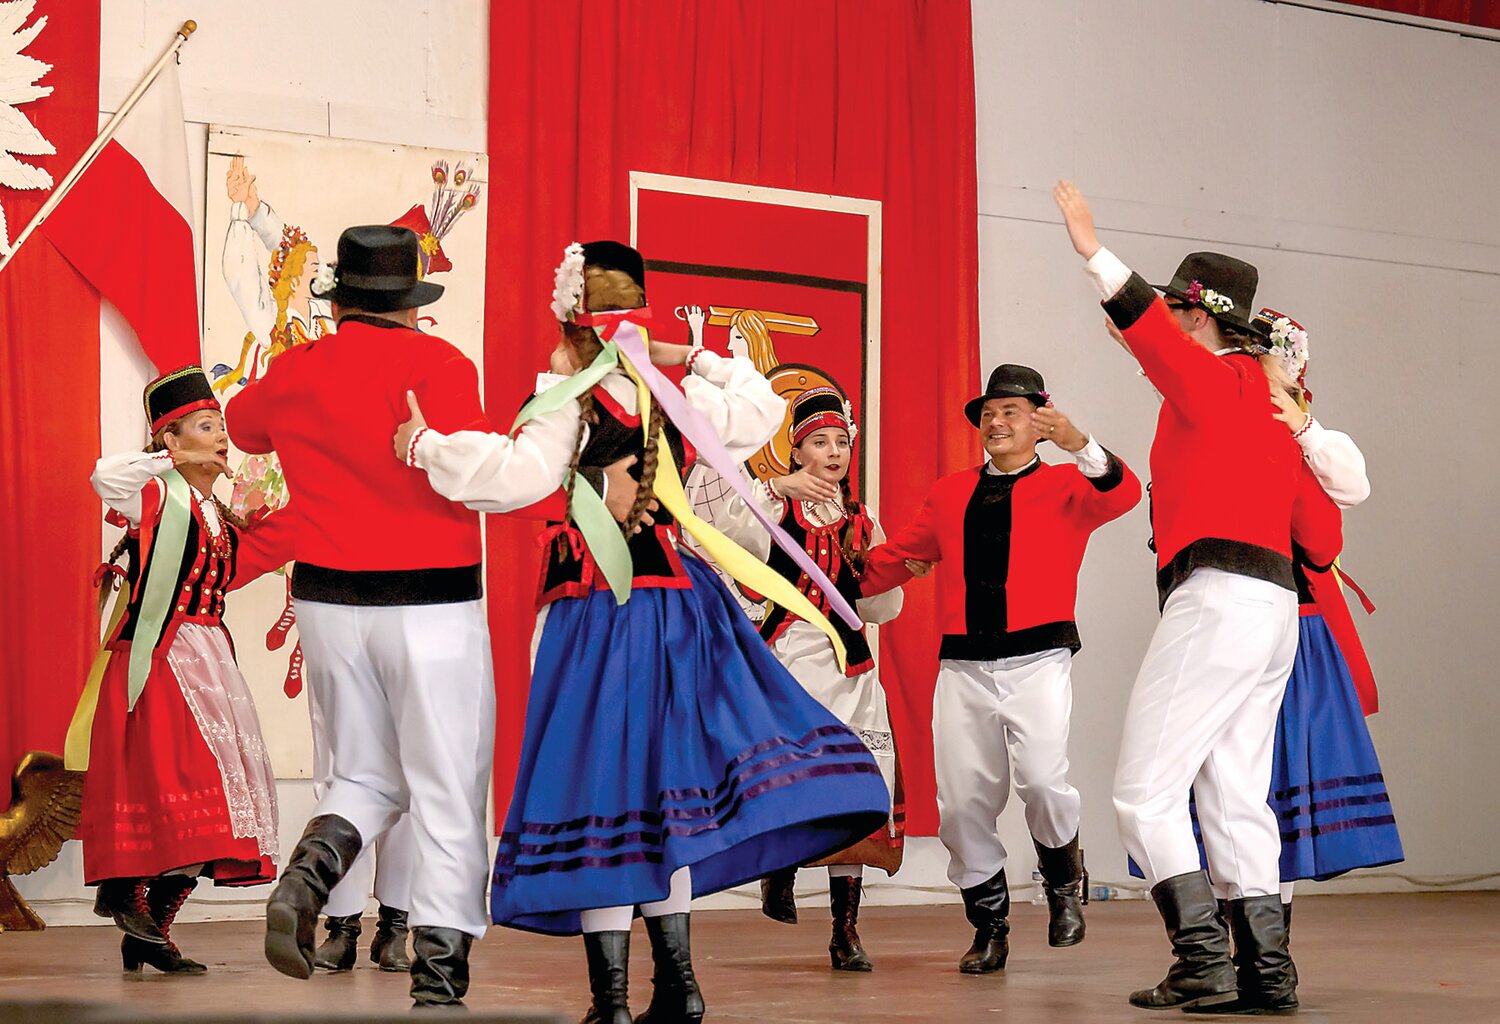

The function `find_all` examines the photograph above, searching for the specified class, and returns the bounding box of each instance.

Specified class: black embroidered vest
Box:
[113,499,239,652]
[757,498,875,677]
[536,390,696,605]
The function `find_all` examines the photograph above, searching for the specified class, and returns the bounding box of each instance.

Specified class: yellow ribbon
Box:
[64,588,130,771]
[618,346,848,671]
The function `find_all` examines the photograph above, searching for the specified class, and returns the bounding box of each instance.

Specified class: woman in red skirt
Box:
[72,366,289,974]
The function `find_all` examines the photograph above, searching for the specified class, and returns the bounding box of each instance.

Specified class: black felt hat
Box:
[964,364,1048,426]
[321,225,444,313]
[790,386,853,445]
[1152,252,1258,333]
[145,365,220,435]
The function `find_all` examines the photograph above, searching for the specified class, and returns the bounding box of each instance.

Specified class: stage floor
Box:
[1,893,1496,1022]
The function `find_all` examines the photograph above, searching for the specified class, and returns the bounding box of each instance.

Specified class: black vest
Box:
[114,499,239,651]
[758,499,875,676]
[537,391,694,602]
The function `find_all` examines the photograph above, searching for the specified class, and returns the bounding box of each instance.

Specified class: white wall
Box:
[973,0,1500,895]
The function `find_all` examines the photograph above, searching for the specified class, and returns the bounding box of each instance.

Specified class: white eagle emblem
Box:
[0,1,55,255]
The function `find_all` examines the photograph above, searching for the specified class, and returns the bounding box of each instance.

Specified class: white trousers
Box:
[295,599,496,937]
[307,675,417,919]
[933,648,1081,889]
[1113,568,1298,899]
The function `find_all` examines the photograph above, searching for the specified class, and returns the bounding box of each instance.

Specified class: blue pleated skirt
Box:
[491,552,892,935]
[1128,612,1402,885]
[1269,612,1403,881]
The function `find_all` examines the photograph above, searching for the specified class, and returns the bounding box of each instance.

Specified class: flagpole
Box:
[0,19,197,274]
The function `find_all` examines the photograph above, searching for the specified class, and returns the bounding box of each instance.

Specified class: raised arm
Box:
[91,451,178,527]
[713,480,781,562]
[1053,181,1243,422]
[1270,391,1370,508]
[401,391,584,514]
[673,347,787,459]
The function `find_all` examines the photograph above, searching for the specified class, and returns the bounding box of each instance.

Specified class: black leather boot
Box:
[263,814,363,980]
[1194,895,1299,1015]
[634,913,705,1024]
[369,904,412,972]
[759,867,798,924]
[1128,870,1238,1010]
[957,869,1009,974]
[582,930,632,1024]
[409,926,474,1007]
[828,875,873,972]
[97,877,168,944]
[121,875,207,973]
[312,914,362,972]
[1034,834,1086,947]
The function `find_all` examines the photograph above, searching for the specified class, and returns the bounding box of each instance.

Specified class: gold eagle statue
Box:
[0,752,85,932]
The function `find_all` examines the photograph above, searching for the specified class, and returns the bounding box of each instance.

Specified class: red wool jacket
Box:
[1105,276,1340,603]
[227,318,490,590]
[862,452,1141,660]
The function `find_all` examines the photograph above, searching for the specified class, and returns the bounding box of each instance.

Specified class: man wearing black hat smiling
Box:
[860,363,1139,975]
[227,225,585,1007]
[1053,181,1343,1014]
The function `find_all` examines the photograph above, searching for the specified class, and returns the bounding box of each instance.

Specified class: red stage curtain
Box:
[0,3,102,807]
[485,0,979,834]
[1342,0,1500,29]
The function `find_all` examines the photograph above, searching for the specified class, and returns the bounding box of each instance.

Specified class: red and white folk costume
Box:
[70,365,298,972]
[78,448,284,886]
[860,363,1140,968]
[1084,248,1342,1012]
[716,387,904,970]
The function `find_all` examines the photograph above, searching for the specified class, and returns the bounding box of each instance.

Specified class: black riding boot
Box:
[634,913,705,1024]
[263,814,363,980]
[409,926,474,1007]
[760,867,798,924]
[1034,834,1087,947]
[369,903,412,972]
[121,875,207,973]
[1194,895,1299,1015]
[828,875,874,972]
[312,914,362,972]
[97,877,167,944]
[581,930,632,1024]
[1128,870,1238,1010]
[957,868,1009,974]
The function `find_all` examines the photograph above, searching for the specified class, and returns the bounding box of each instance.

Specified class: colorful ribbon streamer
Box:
[63,585,131,771]
[608,318,860,631]
[619,349,850,670]
[510,342,635,603]
[125,469,193,711]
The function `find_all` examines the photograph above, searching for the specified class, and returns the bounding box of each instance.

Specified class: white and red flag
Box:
[38,54,198,372]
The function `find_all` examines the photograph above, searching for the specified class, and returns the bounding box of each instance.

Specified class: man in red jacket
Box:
[861,365,1140,974]
[1055,182,1342,1015]
[227,226,579,1007]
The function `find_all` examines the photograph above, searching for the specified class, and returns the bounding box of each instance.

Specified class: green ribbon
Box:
[510,343,634,604]
[125,469,193,712]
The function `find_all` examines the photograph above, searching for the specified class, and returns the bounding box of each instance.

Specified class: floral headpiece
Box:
[268,224,313,290]
[1184,279,1235,316]
[310,263,338,298]
[550,242,587,322]
[1252,306,1311,400]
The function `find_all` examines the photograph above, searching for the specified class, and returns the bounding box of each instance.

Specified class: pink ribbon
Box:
[606,318,860,630]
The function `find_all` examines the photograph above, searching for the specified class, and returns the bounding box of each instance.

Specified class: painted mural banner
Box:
[203,125,488,776]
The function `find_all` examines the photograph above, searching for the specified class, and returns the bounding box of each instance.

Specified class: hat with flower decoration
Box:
[1152,252,1258,333]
